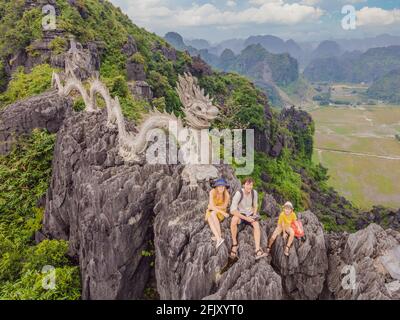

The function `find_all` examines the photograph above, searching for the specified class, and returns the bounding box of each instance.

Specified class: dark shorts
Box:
[238,215,260,230]
[239,219,253,226]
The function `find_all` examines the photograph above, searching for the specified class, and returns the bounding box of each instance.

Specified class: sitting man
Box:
[230,177,267,260]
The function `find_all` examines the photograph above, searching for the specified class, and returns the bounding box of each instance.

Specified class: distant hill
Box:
[218,44,299,107]
[311,40,342,60]
[176,33,400,69]
[336,34,400,53]
[367,69,400,104]
[225,44,299,86]
[164,32,300,107]
[164,32,186,51]
[244,35,304,62]
[304,46,400,83]
[185,38,210,50]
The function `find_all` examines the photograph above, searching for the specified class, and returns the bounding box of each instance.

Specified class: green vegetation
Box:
[49,36,68,55]
[0,129,81,300]
[0,1,43,59]
[0,64,54,109]
[199,73,267,130]
[311,106,400,210]
[2,0,394,300]
[368,69,400,104]
[54,0,191,116]
[252,151,306,211]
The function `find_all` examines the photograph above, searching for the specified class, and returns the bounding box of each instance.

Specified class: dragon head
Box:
[176,73,219,129]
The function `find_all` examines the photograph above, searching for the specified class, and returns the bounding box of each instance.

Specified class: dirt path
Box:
[316,147,400,160]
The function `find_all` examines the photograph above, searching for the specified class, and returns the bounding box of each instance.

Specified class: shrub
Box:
[0,130,81,300]
[49,37,68,55]
[0,267,81,300]
[0,64,54,109]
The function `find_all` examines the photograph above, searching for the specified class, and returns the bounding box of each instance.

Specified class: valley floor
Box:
[311,105,400,210]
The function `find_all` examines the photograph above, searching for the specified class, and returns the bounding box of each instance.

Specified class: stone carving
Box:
[51,40,220,187]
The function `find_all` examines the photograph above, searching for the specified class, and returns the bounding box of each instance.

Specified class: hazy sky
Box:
[109,0,400,43]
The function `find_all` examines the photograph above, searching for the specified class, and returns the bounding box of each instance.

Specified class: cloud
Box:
[356,7,400,26]
[300,0,320,5]
[119,0,324,30]
[342,0,367,3]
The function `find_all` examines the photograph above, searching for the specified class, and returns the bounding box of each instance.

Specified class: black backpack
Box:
[238,189,255,207]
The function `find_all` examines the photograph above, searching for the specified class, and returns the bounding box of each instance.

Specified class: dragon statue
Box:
[52,39,220,188]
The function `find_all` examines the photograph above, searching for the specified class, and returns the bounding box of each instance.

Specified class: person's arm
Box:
[231,209,253,221]
[251,191,259,216]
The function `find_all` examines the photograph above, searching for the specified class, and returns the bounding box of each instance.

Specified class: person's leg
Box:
[211,212,225,248]
[207,212,221,241]
[287,227,295,247]
[213,213,222,238]
[252,221,261,252]
[252,221,267,259]
[230,216,240,257]
[268,225,282,249]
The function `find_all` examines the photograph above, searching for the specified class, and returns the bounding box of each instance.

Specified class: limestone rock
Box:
[261,193,280,217]
[326,224,400,300]
[152,42,177,62]
[122,35,138,57]
[129,81,153,101]
[153,170,282,300]
[127,60,146,81]
[0,90,72,155]
[43,109,171,299]
[52,40,102,80]
[42,109,284,300]
[267,211,328,300]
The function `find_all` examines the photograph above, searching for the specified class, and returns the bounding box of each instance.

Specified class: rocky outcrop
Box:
[42,107,284,300]
[188,56,213,78]
[267,211,328,300]
[279,106,314,159]
[0,90,72,155]
[40,105,400,301]
[153,170,283,300]
[5,32,101,82]
[152,41,177,62]
[126,60,146,81]
[261,193,280,217]
[129,81,153,101]
[326,224,400,299]
[52,40,102,80]
[357,206,400,231]
[43,109,171,299]
[122,35,138,57]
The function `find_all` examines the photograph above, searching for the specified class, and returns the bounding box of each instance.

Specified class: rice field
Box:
[311,104,400,209]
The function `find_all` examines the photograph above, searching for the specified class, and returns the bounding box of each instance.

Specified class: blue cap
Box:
[214,178,229,188]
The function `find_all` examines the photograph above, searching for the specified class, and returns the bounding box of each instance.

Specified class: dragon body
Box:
[52,39,220,187]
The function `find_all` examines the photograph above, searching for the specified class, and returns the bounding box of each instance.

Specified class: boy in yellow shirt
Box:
[267,201,297,257]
